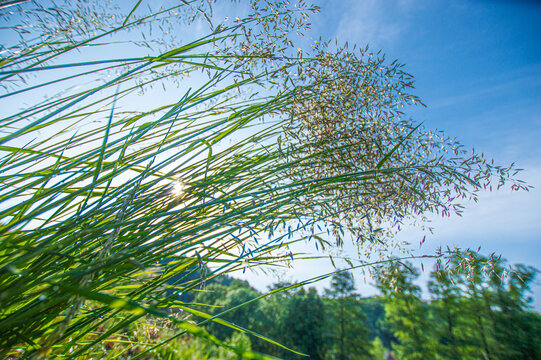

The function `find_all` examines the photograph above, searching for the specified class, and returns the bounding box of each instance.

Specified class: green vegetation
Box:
[99,253,539,360]
[324,271,370,360]
[0,0,531,358]
[374,254,540,360]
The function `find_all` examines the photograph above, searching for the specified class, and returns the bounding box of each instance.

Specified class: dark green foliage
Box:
[324,271,372,360]
[376,262,436,360]
[359,297,396,349]
[283,288,326,360]
[179,253,539,360]
[428,269,466,359]
[194,282,262,341]
[438,253,541,360]
[484,262,540,359]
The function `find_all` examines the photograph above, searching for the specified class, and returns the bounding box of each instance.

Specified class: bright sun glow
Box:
[170,180,186,198]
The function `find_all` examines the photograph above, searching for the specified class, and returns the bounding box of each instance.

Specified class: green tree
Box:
[376,262,437,360]
[430,251,540,360]
[193,281,262,341]
[369,337,388,360]
[359,297,396,349]
[324,271,371,360]
[428,267,466,359]
[283,288,326,360]
[484,259,540,359]
[500,265,541,358]
[250,282,295,356]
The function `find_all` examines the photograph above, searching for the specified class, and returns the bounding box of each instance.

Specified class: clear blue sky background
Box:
[235,0,541,309]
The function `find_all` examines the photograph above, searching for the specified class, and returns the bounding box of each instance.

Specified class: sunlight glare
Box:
[170,179,186,198]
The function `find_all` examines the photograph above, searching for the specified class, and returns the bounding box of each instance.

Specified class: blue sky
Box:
[235,0,541,309]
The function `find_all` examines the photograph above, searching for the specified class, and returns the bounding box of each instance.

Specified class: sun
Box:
[170,180,186,198]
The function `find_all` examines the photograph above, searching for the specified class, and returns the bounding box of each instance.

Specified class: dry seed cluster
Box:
[278,41,528,247]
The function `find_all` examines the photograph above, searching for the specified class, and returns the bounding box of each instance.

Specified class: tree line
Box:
[188,252,540,360]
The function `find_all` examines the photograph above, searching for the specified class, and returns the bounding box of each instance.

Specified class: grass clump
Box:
[0,0,527,358]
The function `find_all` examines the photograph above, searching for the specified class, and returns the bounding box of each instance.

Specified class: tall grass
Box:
[0,0,527,358]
